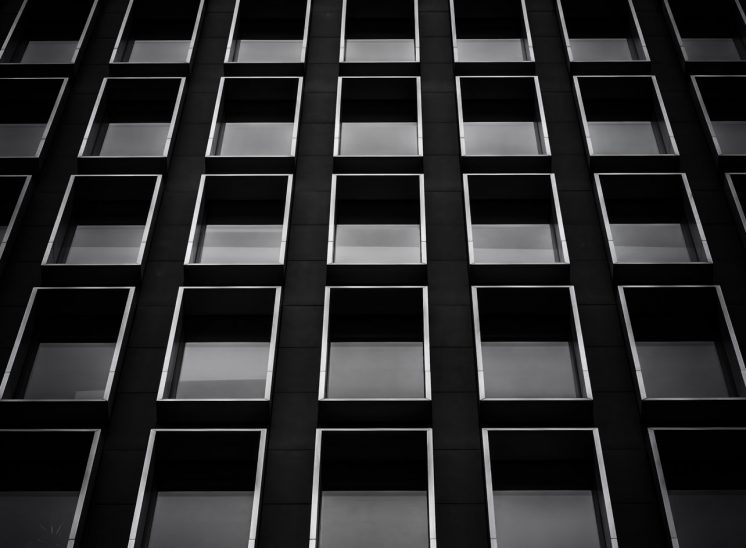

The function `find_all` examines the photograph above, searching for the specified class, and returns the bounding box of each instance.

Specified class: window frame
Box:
[726,172,746,250]
[0,174,31,272]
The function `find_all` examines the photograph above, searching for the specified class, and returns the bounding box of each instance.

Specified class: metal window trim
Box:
[691,74,746,159]
[0,174,31,265]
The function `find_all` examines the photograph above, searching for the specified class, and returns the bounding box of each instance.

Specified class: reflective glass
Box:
[611,223,696,262]
[588,121,665,155]
[0,491,78,548]
[217,123,294,156]
[345,40,416,62]
[712,121,746,155]
[234,40,303,62]
[682,38,741,61]
[472,224,557,263]
[98,123,170,156]
[463,122,542,155]
[0,225,6,243]
[198,224,282,264]
[668,490,746,548]
[0,124,45,156]
[457,39,526,62]
[64,224,144,264]
[570,38,634,62]
[21,40,77,63]
[339,123,419,156]
[334,224,421,263]
[127,40,191,63]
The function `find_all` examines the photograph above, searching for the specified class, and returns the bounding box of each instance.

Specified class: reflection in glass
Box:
[712,121,746,155]
[197,224,282,264]
[63,225,144,264]
[21,41,77,64]
[334,224,420,263]
[457,39,527,62]
[339,123,418,156]
[217,123,294,156]
[472,224,557,263]
[588,121,665,155]
[98,123,170,156]
[682,38,741,61]
[570,38,634,62]
[127,40,191,63]
[668,490,746,548]
[463,122,542,155]
[344,40,416,62]
[234,40,303,62]
[0,124,45,156]
[0,491,78,548]
[611,223,696,262]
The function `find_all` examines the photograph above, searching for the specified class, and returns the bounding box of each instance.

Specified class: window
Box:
[321,287,429,399]
[0,288,135,403]
[225,0,310,65]
[0,430,100,548]
[341,0,419,64]
[472,286,590,399]
[450,0,533,64]
[111,0,205,67]
[130,430,265,548]
[664,0,746,63]
[335,77,422,158]
[483,429,617,548]
[557,0,648,64]
[595,173,710,266]
[692,76,746,163]
[464,174,568,265]
[311,429,435,548]
[650,428,746,548]
[0,0,97,66]
[0,175,31,270]
[330,174,425,264]
[727,173,746,248]
[619,286,746,400]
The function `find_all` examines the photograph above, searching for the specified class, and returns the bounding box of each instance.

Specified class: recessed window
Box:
[596,173,710,264]
[693,76,746,158]
[43,175,161,266]
[80,78,184,159]
[0,430,100,548]
[619,286,746,399]
[335,77,422,157]
[130,430,265,548]
[0,176,31,267]
[0,288,135,401]
[225,0,310,64]
[727,173,746,246]
[450,0,533,63]
[464,174,568,264]
[473,286,590,399]
[484,429,616,548]
[321,287,429,399]
[312,429,434,548]
[664,0,746,62]
[341,0,419,63]
[111,0,204,65]
[330,175,425,264]
[0,0,97,65]
[457,77,549,157]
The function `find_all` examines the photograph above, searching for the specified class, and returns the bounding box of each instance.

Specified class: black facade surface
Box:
[0,0,744,547]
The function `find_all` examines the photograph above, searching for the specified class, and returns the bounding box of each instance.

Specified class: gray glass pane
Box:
[64,224,144,264]
[712,121,746,155]
[345,39,416,62]
[481,341,580,398]
[472,224,558,263]
[588,121,665,155]
[611,223,696,263]
[23,342,115,399]
[320,491,429,548]
[127,40,191,63]
[463,122,542,155]
[0,225,6,243]
[457,38,527,62]
[174,342,269,399]
[0,124,45,157]
[217,123,294,156]
[327,342,425,398]
[668,490,746,548]
[21,40,77,64]
[98,123,170,157]
[339,123,419,156]
[147,491,253,548]
[334,224,421,263]
[682,38,742,61]
[198,224,283,264]
[0,491,78,548]
[235,40,303,63]
[636,341,730,398]
[493,490,603,548]
[570,38,634,62]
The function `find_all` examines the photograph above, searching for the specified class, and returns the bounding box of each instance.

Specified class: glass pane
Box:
[147,491,253,548]
[345,39,416,62]
[570,38,634,62]
[712,121,746,155]
[493,490,603,548]
[668,490,746,548]
[457,39,526,62]
[0,124,45,157]
[0,491,78,548]
[64,224,144,264]
[98,123,170,156]
[198,224,283,264]
[174,341,269,399]
[588,121,665,155]
[463,122,542,155]
[127,40,191,63]
[23,342,115,399]
[235,40,303,63]
[217,122,294,156]
[636,341,730,398]
[472,224,558,263]
[339,123,419,156]
[334,224,421,263]
[481,341,580,398]
[320,491,429,548]
[611,223,696,262]
[21,40,78,64]
[327,342,424,398]
[682,38,741,61]
[0,225,6,243]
